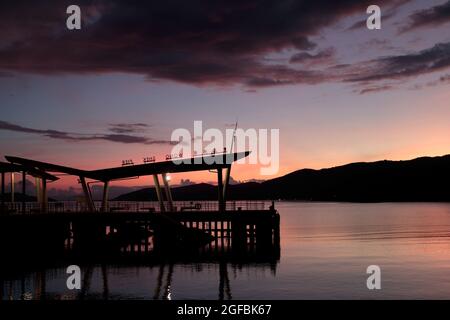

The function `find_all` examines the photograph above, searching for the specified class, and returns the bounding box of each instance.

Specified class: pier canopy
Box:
[0,162,58,182]
[1,161,58,210]
[4,151,250,213]
[5,151,249,181]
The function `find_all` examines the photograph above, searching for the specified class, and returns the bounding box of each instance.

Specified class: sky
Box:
[1,0,450,192]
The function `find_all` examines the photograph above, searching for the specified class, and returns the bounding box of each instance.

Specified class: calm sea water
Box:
[3,202,450,300]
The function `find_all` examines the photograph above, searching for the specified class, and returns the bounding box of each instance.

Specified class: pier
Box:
[0,152,280,265]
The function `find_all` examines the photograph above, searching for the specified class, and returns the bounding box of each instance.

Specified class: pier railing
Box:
[0,200,271,214]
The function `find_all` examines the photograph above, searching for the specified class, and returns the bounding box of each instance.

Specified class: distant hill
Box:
[114,182,264,201]
[114,154,450,202]
[0,193,38,202]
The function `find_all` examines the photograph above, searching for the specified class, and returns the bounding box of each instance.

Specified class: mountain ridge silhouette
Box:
[114,154,450,202]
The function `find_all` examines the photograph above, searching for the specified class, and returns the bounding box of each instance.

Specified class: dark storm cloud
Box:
[0,0,408,87]
[400,0,450,33]
[0,120,172,145]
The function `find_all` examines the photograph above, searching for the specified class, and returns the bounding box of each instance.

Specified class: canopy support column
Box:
[22,171,26,213]
[217,168,225,212]
[162,173,173,212]
[153,174,165,212]
[80,176,95,212]
[1,172,5,211]
[35,177,41,204]
[10,172,15,203]
[223,165,231,202]
[101,181,110,212]
[42,178,48,213]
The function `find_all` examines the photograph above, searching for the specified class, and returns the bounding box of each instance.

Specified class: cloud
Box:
[1,1,448,92]
[347,9,398,31]
[431,73,450,85]
[228,176,241,185]
[0,0,406,88]
[0,71,14,77]
[400,1,450,33]
[289,48,335,65]
[0,120,172,145]
[290,37,317,51]
[345,42,450,82]
[108,123,150,134]
[246,41,450,88]
[357,39,402,54]
[179,179,195,186]
[357,84,395,95]
[410,73,450,90]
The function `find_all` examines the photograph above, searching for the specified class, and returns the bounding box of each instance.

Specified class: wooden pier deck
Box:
[0,201,280,264]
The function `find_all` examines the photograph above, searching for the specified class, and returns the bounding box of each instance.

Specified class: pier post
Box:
[153,174,165,212]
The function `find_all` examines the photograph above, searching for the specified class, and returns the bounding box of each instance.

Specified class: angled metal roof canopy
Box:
[4,151,250,213]
[0,161,58,181]
[5,151,249,181]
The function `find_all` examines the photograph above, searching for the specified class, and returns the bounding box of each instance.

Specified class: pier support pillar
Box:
[101,181,110,212]
[153,174,165,212]
[162,173,173,212]
[217,168,225,212]
[80,176,95,212]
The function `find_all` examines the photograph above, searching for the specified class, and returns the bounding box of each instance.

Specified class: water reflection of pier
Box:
[1,257,279,300]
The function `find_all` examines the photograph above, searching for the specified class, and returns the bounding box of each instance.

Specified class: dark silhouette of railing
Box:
[0,200,270,214]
